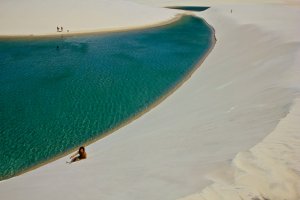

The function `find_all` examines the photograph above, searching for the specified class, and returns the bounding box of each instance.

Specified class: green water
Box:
[166,6,210,12]
[0,16,213,180]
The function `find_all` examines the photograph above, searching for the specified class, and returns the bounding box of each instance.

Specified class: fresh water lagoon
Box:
[0,16,213,180]
[166,7,210,12]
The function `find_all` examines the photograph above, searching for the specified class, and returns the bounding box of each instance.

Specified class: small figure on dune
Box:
[57,26,60,32]
[61,26,64,32]
[67,146,87,163]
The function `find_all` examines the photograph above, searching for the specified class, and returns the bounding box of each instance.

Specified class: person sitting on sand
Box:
[69,146,87,163]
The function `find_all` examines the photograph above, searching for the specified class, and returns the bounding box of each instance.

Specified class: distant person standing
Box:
[57,26,60,32]
[61,26,64,32]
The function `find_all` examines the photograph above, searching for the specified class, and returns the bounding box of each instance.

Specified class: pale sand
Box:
[1,1,300,200]
[0,0,180,37]
[129,0,285,7]
[178,2,300,200]
[179,98,300,199]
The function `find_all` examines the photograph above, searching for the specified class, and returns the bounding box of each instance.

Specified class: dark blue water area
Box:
[166,6,210,12]
[0,16,213,180]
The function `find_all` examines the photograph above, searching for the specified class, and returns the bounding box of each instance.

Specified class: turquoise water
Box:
[0,16,212,180]
[166,7,210,11]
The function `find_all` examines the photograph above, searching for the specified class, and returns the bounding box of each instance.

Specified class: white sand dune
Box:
[0,1,300,200]
[179,98,300,199]
[0,0,179,36]
[178,3,300,200]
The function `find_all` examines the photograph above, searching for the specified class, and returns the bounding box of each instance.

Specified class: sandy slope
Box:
[0,0,178,36]
[179,98,300,199]
[0,1,300,200]
[178,3,300,200]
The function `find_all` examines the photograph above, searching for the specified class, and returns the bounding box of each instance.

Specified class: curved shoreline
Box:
[2,14,216,181]
[1,2,299,199]
[0,14,183,40]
